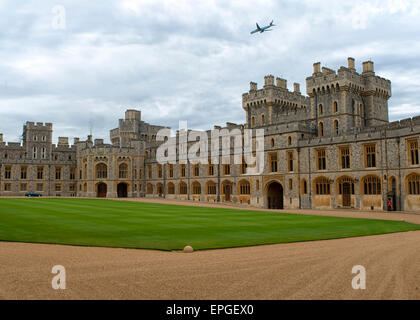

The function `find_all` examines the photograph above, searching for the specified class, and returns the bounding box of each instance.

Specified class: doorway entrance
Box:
[267,182,284,209]
[342,182,351,207]
[97,183,107,198]
[117,183,128,198]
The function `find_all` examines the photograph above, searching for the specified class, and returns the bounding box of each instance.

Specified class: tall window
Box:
[70,167,76,180]
[287,151,293,172]
[302,179,307,194]
[224,164,231,175]
[180,164,186,177]
[37,166,44,179]
[168,164,174,178]
[4,183,11,191]
[334,101,338,113]
[96,163,107,179]
[20,166,27,179]
[334,120,339,135]
[317,149,327,170]
[157,164,162,178]
[315,177,330,195]
[287,136,292,146]
[363,175,381,195]
[4,166,11,179]
[193,164,199,177]
[208,162,214,176]
[55,167,62,180]
[119,163,128,179]
[270,153,278,172]
[340,146,350,169]
[167,183,175,194]
[407,173,420,195]
[270,138,275,148]
[241,156,247,175]
[365,144,376,168]
[36,183,43,192]
[41,147,46,159]
[261,114,265,125]
[251,117,255,127]
[408,139,419,165]
[179,182,187,194]
[33,147,37,159]
[207,181,217,195]
[147,165,152,178]
[192,182,201,195]
[319,104,323,115]
[239,180,250,195]
[318,122,324,136]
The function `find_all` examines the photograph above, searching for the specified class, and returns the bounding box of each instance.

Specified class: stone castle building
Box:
[1,58,419,211]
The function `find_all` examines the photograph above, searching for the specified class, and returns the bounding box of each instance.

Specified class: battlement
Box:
[243,75,310,110]
[24,121,53,130]
[306,57,391,98]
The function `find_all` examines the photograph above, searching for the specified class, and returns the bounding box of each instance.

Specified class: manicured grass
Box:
[0,198,419,251]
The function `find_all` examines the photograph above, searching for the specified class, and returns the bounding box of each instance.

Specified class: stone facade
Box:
[1,57,419,211]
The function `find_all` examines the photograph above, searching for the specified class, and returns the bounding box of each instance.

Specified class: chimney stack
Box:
[348,57,356,71]
[313,62,321,74]
[276,77,287,89]
[362,61,374,74]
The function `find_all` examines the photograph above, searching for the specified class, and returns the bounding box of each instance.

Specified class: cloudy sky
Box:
[1,0,419,143]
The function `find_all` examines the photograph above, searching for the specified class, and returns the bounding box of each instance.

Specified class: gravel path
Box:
[1,198,419,300]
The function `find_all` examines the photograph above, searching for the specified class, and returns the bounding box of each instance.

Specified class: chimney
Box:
[362,61,374,74]
[250,82,257,91]
[0,133,3,142]
[348,57,355,71]
[276,77,287,89]
[264,75,275,87]
[313,62,321,74]
[293,83,301,93]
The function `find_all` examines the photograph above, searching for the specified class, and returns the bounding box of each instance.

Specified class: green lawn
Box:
[0,198,419,251]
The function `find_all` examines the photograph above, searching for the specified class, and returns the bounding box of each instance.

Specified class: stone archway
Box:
[267,181,284,209]
[117,183,128,198]
[97,183,107,198]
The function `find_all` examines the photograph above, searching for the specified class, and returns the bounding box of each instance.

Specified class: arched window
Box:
[334,101,338,113]
[288,136,292,146]
[251,116,255,127]
[119,163,128,179]
[256,180,260,191]
[318,122,324,137]
[363,175,381,195]
[319,104,323,115]
[96,163,107,179]
[334,120,339,135]
[314,177,330,195]
[167,182,175,194]
[407,173,420,195]
[192,181,201,195]
[261,114,265,125]
[239,180,250,195]
[179,182,188,195]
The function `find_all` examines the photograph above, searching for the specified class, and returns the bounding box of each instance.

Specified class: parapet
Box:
[264,75,275,87]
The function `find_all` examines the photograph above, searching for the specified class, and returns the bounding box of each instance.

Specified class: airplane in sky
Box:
[250,20,276,34]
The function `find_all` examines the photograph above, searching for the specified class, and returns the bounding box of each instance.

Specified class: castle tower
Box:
[22,122,53,160]
[306,58,391,137]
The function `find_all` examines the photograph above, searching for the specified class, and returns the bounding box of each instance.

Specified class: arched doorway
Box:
[117,183,128,198]
[97,183,107,198]
[267,182,284,209]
